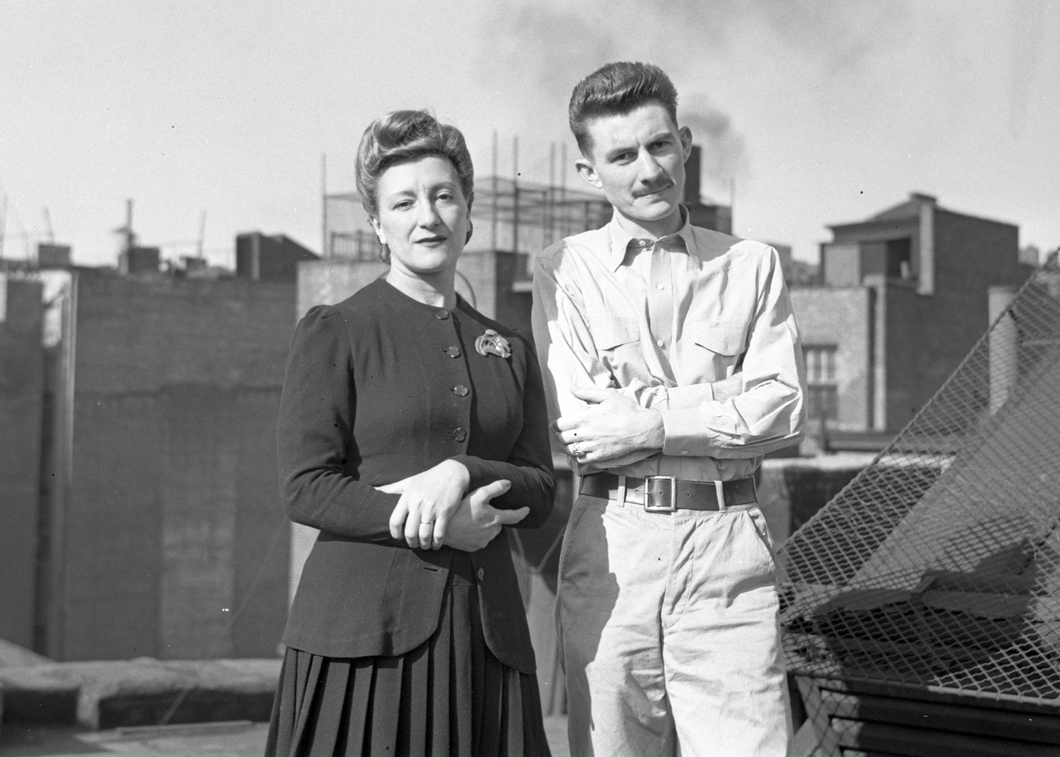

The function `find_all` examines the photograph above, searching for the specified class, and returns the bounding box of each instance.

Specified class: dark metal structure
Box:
[780,252,1060,754]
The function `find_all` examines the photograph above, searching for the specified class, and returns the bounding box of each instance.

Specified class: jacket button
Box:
[452,427,467,442]
[435,309,450,320]
[453,385,469,397]
[477,567,485,581]
[446,346,461,358]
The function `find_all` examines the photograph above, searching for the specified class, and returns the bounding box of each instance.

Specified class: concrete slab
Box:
[0,668,79,726]
[0,721,268,756]
[0,717,571,756]
[0,658,567,754]
[0,659,280,731]
[0,642,50,670]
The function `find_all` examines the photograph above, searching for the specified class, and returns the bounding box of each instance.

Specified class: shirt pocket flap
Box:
[588,315,640,350]
[691,320,747,356]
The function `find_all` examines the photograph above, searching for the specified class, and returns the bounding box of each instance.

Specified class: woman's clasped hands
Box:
[378,459,529,551]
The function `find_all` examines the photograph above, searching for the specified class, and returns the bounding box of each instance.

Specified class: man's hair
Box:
[355,109,474,218]
[568,62,679,155]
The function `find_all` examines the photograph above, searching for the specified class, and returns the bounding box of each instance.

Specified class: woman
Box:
[265,110,555,756]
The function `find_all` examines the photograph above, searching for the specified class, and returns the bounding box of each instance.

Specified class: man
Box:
[531,61,806,757]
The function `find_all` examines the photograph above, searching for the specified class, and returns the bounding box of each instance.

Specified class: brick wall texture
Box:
[882,211,1025,429]
[790,287,873,431]
[46,274,294,661]
[0,278,45,649]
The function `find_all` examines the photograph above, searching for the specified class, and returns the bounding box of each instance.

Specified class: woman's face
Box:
[371,155,469,280]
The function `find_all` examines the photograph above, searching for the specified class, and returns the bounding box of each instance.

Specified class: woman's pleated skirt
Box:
[264,556,552,757]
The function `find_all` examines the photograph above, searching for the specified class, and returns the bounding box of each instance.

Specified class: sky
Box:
[1,0,1058,269]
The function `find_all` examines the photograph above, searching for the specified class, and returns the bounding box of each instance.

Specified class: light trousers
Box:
[558,493,792,757]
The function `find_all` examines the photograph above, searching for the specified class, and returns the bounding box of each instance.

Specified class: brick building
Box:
[35,270,298,661]
[0,274,45,651]
[236,233,318,282]
[791,193,1029,443]
[0,235,316,662]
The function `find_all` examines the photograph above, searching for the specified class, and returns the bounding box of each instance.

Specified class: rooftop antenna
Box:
[43,207,55,242]
[512,135,520,255]
[548,142,556,243]
[321,153,327,256]
[729,176,736,229]
[126,199,133,251]
[559,142,568,233]
[491,131,498,250]
[116,198,135,253]
[0,193,7,260]
[196,209,207,259]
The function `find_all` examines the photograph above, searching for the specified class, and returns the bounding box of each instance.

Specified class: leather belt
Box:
[580,473,757,513]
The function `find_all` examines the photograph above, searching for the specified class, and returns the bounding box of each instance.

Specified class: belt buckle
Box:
[715,480,727,510]
[644,476,678,513]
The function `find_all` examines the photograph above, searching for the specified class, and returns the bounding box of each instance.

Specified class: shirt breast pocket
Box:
[690,320,747,374]
[588,314,642,378]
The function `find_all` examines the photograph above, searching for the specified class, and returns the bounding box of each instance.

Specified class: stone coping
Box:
[0,658,280,732]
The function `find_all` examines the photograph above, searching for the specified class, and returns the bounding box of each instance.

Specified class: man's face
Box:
[576,102,692,233]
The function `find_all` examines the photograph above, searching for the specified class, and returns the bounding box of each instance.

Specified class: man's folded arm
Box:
[658,248,807,460]
[532,261,661,469]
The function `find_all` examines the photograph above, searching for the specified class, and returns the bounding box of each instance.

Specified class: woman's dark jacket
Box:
[277,278,555,674]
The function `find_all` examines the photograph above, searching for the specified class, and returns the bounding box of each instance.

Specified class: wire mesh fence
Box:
[779,252,1060,705]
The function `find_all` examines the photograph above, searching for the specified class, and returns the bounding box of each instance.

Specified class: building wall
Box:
[44,274,293,660]
[236,233,319,282]
[491,252,533,340]
[881,211,1025,430]
[878,280,923,430]
[821,243,861,286]
[0,277,45,649]
[457,251,500,321]
[297,258,390,318]
[790,287,874,431]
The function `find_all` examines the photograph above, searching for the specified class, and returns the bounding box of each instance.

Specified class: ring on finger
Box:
[571,442,585,458]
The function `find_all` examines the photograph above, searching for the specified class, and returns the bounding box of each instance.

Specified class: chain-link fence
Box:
[780,252,1060,705]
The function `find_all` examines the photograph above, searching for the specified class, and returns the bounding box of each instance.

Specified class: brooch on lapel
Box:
[475,329,511,359]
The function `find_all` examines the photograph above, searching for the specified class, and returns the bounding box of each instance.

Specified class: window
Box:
[886,238,913,280]
[804,345,838,426]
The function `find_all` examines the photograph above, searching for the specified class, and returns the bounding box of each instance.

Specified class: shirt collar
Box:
[605,206,696,272]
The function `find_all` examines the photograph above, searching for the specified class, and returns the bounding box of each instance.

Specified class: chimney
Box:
[38,243,72,268]
[683,145,702,205]
[913,192,936,296]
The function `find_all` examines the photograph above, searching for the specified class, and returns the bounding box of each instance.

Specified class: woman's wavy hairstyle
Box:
[568,62,679,156]
[355,110,475,219]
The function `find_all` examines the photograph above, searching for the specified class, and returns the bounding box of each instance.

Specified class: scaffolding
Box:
[323,176,612,281]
